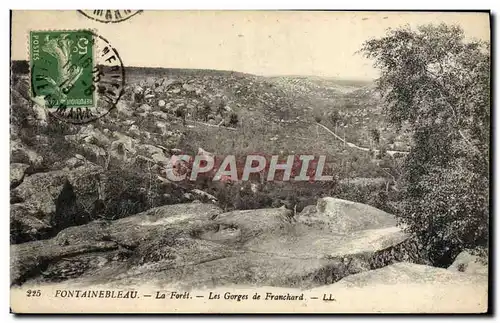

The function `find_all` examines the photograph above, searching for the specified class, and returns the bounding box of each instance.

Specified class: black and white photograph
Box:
[8,10,491,313]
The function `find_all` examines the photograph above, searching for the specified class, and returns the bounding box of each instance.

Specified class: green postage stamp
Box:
[29,29,124,123]
[30,30,94,109]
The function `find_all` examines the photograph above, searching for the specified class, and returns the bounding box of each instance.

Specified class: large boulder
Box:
[81,143,107,160]
[308,262,488,313]
[182,83,197,93]
[10,163,30,188]
[11,140,43,167]
[137,144,164,157]
[11,203,223,284]
[296,197,397,233]
[64,154,89,170]
[10,165,104,243]
[110,132,137,162]
[151,152,170,165]
[128,125,141,137]
[448,250,488,275]
[65,126,110,147]
[115,101,133,117]
[11,200,418,289]
[151,111,170,121]
[138,104,152,113]
[10,203,52,243]
[78,126,110,146]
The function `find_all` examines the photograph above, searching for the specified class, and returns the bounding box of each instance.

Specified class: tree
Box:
[361,24,490,266]
[329,110,341,126]
[370,128,381,146]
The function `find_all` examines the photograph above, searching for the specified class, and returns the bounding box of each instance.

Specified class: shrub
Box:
[227,112,239,127]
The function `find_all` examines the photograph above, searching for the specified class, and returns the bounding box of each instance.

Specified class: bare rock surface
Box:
[448,250,488,276]
[333,262,486,287]
[10,163,30,188]
[11,200,418,289]
[10,203,52,244]
[11,140,43,167]
[308,262,488,313]
[10,165,104,243]
[297,197,398,233]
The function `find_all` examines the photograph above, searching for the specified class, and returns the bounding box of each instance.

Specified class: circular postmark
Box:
[30,30,125,124]
[77,10,142,23]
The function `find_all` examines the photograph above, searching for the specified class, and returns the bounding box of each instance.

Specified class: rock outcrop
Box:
[297,197,400,233]
[10,165,104,243]
[10,163,30,188]
[309,262,488,313]
[448,250,488,276]
[11,200,418,288]
[11,140,43,167]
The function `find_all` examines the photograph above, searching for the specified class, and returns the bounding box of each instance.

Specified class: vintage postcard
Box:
[9,10,490,314]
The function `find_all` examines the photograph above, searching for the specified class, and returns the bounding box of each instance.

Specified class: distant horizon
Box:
[10,59,376,82]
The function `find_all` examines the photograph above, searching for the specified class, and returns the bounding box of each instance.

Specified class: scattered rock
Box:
[81,143,106,159]
[151,152,169,165]
[122,120,135,126]
[182,83,196,92]
[138,144,164,157]
[110,133,136,162]
[155,121,167,134]
[138,104,152,113]
[128,125,141,137]
[197,147,214,157]
[115,101,133,117]
[64,155,88,170]
[10,163,30,188]
[133,86,144,94]
[151,111,169,121]
[164,102,173,111]
[11,140,43,167]
[191,189,217,203]
[79,127,110,146]
[110,143,134,162]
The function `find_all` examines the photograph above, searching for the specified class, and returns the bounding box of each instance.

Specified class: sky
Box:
[11,10,490,80]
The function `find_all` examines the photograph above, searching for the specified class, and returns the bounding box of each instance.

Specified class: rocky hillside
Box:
[11,62,410,244]
[268,75,412,151]
[10,62,488,308]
